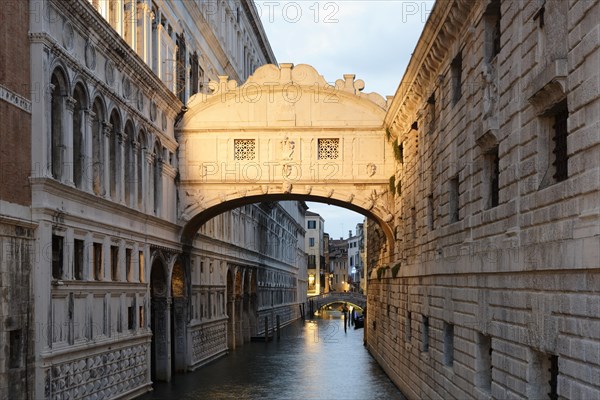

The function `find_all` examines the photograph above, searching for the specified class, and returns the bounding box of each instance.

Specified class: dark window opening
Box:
[549,355,559,400]
[427,93,436,135]
[74,239,84,280]
[451,52,463,105]
[406,311,412,342]
[189,51,199,96]
[552,105,569,183]
[421,316,429,352]
[485,147,500,209]
[444,322,454,366]
[9,329,22,369]
[477,333,493,392]
[449,177,460,223]
[93,243,103,280]
[176,33,187,103]
[52,235,64,279]
[427,194,434,230]
[307,220,316,229]
[126,249,132,282]
[128,306,135,330]
[111,245,119,281]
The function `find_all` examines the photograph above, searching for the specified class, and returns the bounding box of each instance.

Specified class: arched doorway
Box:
[226,269,235,349]
[150,256,170,382]
[171,261,187,373]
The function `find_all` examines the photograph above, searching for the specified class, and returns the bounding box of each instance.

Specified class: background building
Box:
[305,211,325,295]
[328,237,349,292]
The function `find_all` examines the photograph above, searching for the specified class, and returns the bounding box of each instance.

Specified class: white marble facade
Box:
[28,0,304,398]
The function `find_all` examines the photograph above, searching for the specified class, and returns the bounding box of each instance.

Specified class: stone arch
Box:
[49,66,69,180]
[226,268,235,349]
[108,108,122,201]
[136,128,147,209]
[91,95,106,196]
[152,139,163,215]
[149,255,170,382]
[181,194,394,261]
[72,82,89,189]
[123,119,135,207]
[170,260,188,373]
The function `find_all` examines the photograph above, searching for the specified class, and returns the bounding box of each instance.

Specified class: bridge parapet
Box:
[308,292,366,310]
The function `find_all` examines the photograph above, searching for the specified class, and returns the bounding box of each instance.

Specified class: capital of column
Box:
[102,122,113,136]
[117,130,126,144]
[145,152,155,164]
[65,96,77,112]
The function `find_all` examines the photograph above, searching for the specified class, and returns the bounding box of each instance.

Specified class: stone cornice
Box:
[49,0,181,117]
[385,0,475,135]
[240,0,277,64]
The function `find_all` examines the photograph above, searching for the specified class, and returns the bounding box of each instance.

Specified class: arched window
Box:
[153,142,162,216]
[137,131,146,210]
[72,83,87,189]
[109,110,121,201]
[50,69,67,180]
[91,97,105,196]
[124,120,134,207]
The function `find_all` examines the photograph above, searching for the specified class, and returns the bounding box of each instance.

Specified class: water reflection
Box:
[140,314,405,400]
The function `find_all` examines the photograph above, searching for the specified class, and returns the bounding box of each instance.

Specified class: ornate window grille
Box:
[317,138,340,160]
[234,139,256,160]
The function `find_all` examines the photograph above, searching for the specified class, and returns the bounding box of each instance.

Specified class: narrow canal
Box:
[140,312,406,399]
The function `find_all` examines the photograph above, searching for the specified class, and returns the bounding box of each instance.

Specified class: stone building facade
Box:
[305,211,325,295]
[366,0,600,399]
[0,0,308,399]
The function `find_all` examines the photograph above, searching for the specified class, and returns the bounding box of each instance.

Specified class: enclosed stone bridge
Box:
[308,292,367,312]
[177,64,396,254]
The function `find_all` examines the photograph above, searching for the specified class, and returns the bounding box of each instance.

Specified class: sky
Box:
[256,0,432,240]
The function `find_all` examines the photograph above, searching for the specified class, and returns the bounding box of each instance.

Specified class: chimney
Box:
[349,230,352,238]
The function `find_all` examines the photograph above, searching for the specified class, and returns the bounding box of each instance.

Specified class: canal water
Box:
[140,312,405,400]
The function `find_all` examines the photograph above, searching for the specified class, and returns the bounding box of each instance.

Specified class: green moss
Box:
[385,127,392,142]
[391,263,401,278]
[377,266,390,280]
[389,175,396,194]
[393,143,403,162]
[396,181,402,196]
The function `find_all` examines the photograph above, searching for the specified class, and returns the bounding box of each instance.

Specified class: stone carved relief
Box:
[191,322,227,364]
[161,112,167,131]
[183,189,205,213]
[150,101,157,121]
[122,76,132,99]
[62,21,74,50]
[84,41,96,70]
[482,63,498,118]
[280,137,295,160]
[105,60,115,86]
[366,162,377,177]
[45,344,148,400]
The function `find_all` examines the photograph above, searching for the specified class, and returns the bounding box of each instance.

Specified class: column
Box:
[132,140,139,209]
[102,122,112,199]
[136,1,151,63]
[145,152,155,214]
[84,109,95,193]
[118,130,126,204]
[64,96,76,186]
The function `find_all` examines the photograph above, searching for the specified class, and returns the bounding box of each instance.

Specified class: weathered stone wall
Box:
[0,222,34,400]
[368,0,600,398]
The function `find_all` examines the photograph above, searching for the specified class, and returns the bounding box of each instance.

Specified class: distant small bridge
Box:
[308,292,366,313]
